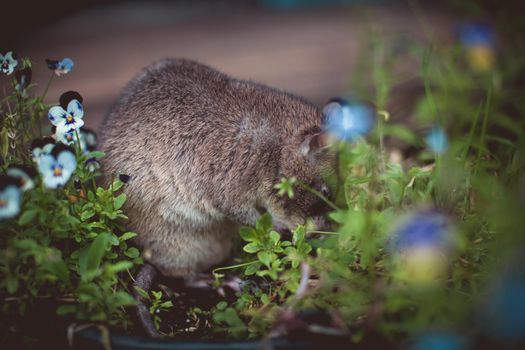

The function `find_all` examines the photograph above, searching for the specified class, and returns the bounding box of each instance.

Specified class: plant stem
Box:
[212,260,258,275]
[476,82,493,174]
[306,230,340,235]
[41,71,55,102]
[298,181,339,211]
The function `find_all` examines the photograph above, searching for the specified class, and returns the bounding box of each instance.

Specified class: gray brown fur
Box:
[99,58,332,278]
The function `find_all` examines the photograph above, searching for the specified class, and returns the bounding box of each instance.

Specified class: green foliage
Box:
[134,287,174,335]
[211,17,525,344]
[273,176,297,199]
[0,59,141,333]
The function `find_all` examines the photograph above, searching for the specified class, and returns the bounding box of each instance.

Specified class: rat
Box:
[99,58,335,336]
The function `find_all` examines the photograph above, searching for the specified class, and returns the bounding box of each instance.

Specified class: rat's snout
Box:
[308,183,331,216]
[312,215,330,231]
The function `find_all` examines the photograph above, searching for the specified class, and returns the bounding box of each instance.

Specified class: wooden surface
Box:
[11,2,455,131]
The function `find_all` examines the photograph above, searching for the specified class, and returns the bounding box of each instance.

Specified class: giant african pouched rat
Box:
[99,58,335,336]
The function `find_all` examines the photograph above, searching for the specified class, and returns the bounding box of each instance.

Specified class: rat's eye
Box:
[320,185,330,197]
[315,184,330,198]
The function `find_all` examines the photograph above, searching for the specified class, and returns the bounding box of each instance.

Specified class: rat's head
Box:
[261,125,336,232]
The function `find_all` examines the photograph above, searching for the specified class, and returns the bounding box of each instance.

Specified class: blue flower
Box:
[457,23,495,72]
[322,97,376,143]
[45,57,74,76]
[391,210,453,252]
[30,137,56,165]
[7,165,36,192]
[48,91,84,133]
[425,126,448,155]
[0,175,22,219]
[55,126,80,146]
[37,144,77,189]
[410,330,468,350]
[84,157,101,173]
[14,66,32,93]
[0,51,18,75]
[458,23,494,48]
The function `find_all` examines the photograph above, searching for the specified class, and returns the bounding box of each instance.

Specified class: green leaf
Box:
[85,150,105,159]
[113,193,127,210]
[6,278,18,294]
[82,233,109,281]
[134,286,150,300]
[18,209,38,226]
[328,210,347,224]
[111,179,124,192]
[257,251,274,267]
[160,301,173,309]
[151,290,162,300]
[119,232,137,241]
[81,210,96,221]
[244,262,261,276]
[260,293,270,304]
[243,242,262,253]
[269,231,280,245]
[216,301,228,311]
[45,260,70,283]
[106,233,119,246]
[256,213,273,234]
[124,247,140,258]
[105,261,133,274]
[56,304,76,316]
[239,227,257,242]
[107,291,136,308]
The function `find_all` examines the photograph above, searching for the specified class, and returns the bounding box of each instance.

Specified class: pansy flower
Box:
[425,126,448,155]
[14,66,32,93]
[37,144,77,189]
[45,57,74,76]
[0,175,22,219]
[391,210,454,252]
[53,125,80,146]
[119,174,131,183]
[458,23,494,48]
[0,51,18,75]
[30,137,56,164]
[48,91,84,133]
[322,97,376,143]
[390,210,457,284]
[457,23,495,72]
[84,157,101,173]
[7,165,37,192]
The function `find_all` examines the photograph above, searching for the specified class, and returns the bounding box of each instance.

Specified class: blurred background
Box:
[2,0,521,130]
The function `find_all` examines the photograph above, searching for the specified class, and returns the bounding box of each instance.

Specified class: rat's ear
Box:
[300,131,331,156]
[300,98,346,156]
[322,98,346,122]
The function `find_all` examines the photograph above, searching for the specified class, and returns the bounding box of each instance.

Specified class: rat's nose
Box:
[308,199,331,217]
[308,184,331,217]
